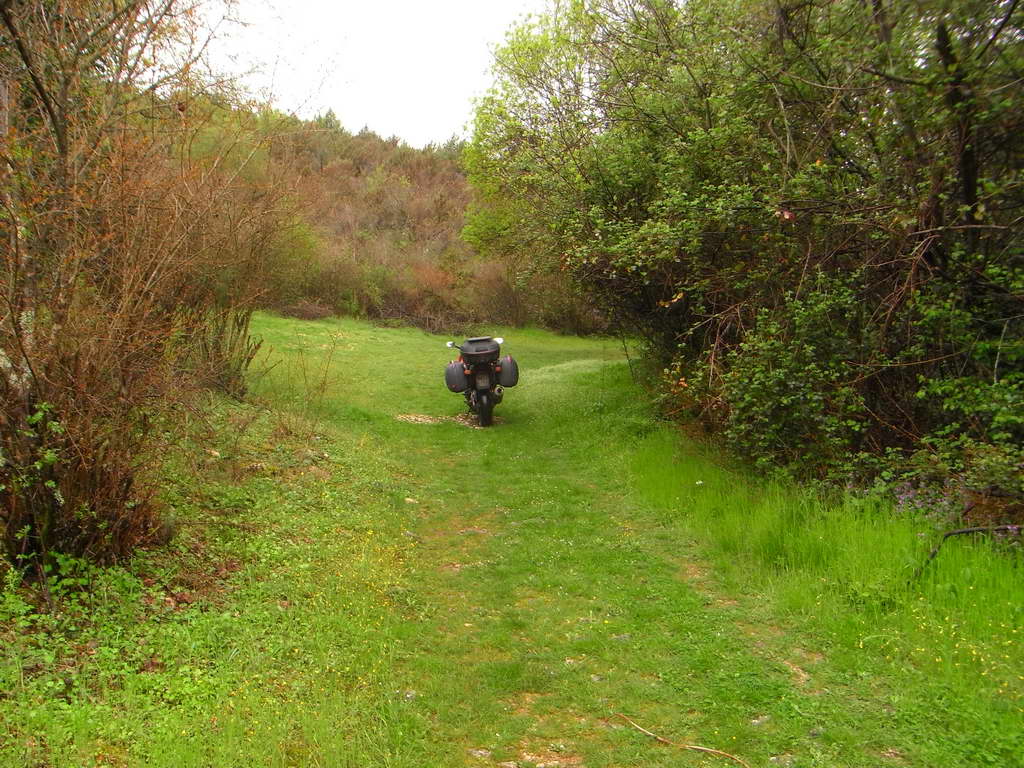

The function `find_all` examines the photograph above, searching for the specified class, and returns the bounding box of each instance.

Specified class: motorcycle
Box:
[444,336,519,426]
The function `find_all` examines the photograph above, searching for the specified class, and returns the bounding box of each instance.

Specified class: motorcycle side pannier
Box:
[445,361,468,392]
[497,355,519,387]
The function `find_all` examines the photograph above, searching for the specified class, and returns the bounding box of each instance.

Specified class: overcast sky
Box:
[205,0,551,147]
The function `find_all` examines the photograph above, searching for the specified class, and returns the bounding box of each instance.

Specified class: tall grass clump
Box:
[630,427,1022,707]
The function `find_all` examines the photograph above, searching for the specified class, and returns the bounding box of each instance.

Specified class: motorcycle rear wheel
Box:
[477,391,494,427]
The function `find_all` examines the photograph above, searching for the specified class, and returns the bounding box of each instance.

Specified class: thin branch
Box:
[860,65,931,87]
[909,224,1009,235]
[615,713,752,768]
[977,0,1020,62]
[910,526,1022,583]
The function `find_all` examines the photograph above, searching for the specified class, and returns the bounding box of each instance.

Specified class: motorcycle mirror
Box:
[494,337,504,344]
[445,341,454,348]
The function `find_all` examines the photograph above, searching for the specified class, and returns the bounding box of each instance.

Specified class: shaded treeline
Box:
[0,1,297,567]
[467,0,1023,499]
[258,112,601,334]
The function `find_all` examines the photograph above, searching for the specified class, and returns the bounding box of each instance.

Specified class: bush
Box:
[467,0,1024,489]
[179,309,264,398]
[281,300,335,321]
[716,278,867,473]
[0,3,291,566]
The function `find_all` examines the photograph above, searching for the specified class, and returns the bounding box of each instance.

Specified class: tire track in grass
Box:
[388,357,797,768]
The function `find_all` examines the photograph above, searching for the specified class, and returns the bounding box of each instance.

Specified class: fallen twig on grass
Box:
[614,713,752,768]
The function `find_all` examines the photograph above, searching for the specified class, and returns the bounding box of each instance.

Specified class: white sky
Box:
[206,0,551,147]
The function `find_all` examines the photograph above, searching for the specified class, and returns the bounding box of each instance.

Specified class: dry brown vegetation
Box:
[259,113,602,333]
[0,1,294,568]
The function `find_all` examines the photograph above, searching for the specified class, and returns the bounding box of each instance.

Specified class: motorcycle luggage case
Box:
[497,355,519,387]
[460,336,500,364]
[445,361,468,392]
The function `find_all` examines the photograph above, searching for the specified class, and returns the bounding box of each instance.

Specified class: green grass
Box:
[1,313,1021,767]
[629,431,1024,766]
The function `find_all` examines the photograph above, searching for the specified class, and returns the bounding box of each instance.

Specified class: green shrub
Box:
[718,278,867,473]
[467,0,1024,491]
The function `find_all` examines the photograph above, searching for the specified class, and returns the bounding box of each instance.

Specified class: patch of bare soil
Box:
[737,621,785,641]
[306,464,332,480]
[395,412,504,429]
[784,647,826,693]
[517,740,586,768]
[782,660,811,687]
[499,693,601,767]
[422,512,496,545]
[508,691,549,716]
[395,413,449,424]
[736,623,830,697]
[680,562,707,582]
[453,412,505,428]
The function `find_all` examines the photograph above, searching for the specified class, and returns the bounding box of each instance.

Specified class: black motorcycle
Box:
[444,336,519,426]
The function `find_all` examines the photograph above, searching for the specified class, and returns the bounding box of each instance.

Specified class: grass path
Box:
[251,316,1020,767]
[1,315,1020,767]
[385,359,788,767]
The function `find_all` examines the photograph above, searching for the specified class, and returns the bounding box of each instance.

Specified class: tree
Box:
[469,0,1024,483]
[0,0,290,567]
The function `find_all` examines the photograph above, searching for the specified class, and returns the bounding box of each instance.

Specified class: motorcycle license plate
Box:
[475,372,490,389]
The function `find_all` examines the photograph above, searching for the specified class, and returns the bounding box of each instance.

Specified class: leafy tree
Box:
[469,0,1024,488]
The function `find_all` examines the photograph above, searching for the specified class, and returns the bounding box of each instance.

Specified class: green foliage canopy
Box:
[468,0,1024,484]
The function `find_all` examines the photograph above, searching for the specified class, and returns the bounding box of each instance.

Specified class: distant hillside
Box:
[265,113,600,333]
